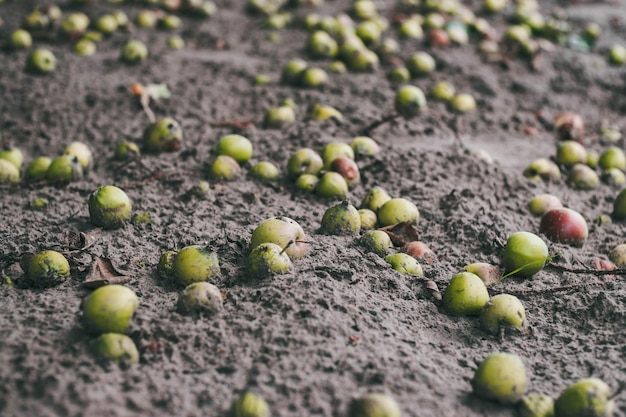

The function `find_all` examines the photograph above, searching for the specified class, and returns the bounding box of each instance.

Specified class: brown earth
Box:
[1,0,625,416]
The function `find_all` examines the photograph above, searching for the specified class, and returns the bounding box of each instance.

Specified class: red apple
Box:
[401,241,436,264]
[329,156,360,187]
[539,208,588,246]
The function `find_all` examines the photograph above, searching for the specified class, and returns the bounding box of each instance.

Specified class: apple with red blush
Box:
[539,208,588,246]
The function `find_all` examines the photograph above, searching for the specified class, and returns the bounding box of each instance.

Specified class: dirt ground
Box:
[1,0,625,416]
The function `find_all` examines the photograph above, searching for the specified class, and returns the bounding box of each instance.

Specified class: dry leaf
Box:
[83,257,131,288]
[378,222,420,246]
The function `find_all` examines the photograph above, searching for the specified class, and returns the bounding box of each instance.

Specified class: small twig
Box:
[140,94,156,124]
[360,113,400,135]
[547,261,626,276]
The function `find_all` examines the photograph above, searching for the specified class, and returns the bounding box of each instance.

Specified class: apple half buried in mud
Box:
[539,208,588,247]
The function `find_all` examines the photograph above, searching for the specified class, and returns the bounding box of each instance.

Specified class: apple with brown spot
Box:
[539,208,588,246]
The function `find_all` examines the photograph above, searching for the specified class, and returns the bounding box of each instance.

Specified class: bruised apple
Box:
[539,208,588,246]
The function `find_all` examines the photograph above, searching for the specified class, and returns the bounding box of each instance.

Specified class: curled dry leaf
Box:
[83,256,131,288]
[378,221,420,246]
[425,280,441,301]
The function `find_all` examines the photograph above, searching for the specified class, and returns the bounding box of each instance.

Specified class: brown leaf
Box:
[66,229,100,251]
[378,222,420,246]
[425,280,442,301]
[83,257,131,288]
[348,335,360,343]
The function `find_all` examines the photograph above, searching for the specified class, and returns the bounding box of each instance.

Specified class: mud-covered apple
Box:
[315,172,349,199]
[209,155,241,180]
[177,282,223,315]
[480,294,525,333]
[88,185,132,229]
[361,186,391,212]
[248,242,292,276]
[385,253,423,275]
[502,231,549,277]
[539,208,588,246]
[287,148,323,179]
[464,262,501,286]
[26,250,70,288]
[46,155,83,182]
[157,250,177,279]
[321,201,361,235]
[360,230,392,257]
[518,394,555,417]
[348,393,400,417]
[26,49,56,74]
[143,117,183,153]
[83,284,139,334]
[443,271,490,315]
[377,198,419,227]
[215,134,253,164]
[231,392,270,417]
[528,194,563,217]
[555,378,614,417]
[251,217,307,260]
[472,352,527,404]
[172,245,220,285]
[91,333,139,365]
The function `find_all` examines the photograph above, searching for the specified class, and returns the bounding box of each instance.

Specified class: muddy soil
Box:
[1,0,625,416]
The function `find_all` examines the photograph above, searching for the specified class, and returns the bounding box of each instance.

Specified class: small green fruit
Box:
[356,20,381,45]
[95,14,119,34]
[10,29,32,49]
[301,67,328,88]
[322,142,354,169]
[451,93,477,113]
[361,186,391,212]
[26,250,70,288]
[29,198,49,210]
[613,188,626,220]
[523,158,561,182]
[609,243,626,267]
[159,14,182,30]
[555,378,614,417]
[484,0,508,13]
[248,242,292,277]
[528,194,563,217]
[502,231,549,278]
[360,230,392,256]
[395,85,427,118]
[88,185,132,229]
[264,105,296,128]
[377,198,419,227]
[609,44,626,65]
[83,285,139,334]
[388,67,411,84]
[176,282,223,315]
[25,156,52,182]
[215,134,253,164]
[251,217,307,260]
[464,262,501,286]
[26,49,57,74]
[231,392,270,417]
[309,103,343,122]
[315,172,349,199]
[431,81,456,101]
[168,35,185,49]
[115,142,141,161]
[251,161,280,182]
[480,294,525,333]
[307,30,338,59]
[63,141,93,171]
[472,352,527,404]
[443,271,490,315]
[172,245,220,286]
[399,17,424,39]
[518,394,555,417]
[346,48,380,72]
[406,51,436,76]
[131,212,152,225]
[348,393,401,417]
[157,250,178,279]
[359,208,377,230]
[602,168,626,186]
[568,164,599,190]
[143,117,183,153]
[281,58,308,85]
[295,174,318,192]
[351,136,380,158]
[136,11,158,28]
[74,39,97,56]
[287,148,323,179]
[385,253,424,275]
[321,201,361,235]
[46,155,83,182]
[91,333,139,365]
[556,141,587,167]
[209,155,241,180]
[598,146,626,171]
[0,158,20,185]
[121,40,148,64]
[61,12,90,34]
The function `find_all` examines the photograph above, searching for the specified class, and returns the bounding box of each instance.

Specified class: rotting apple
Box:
[464,262,501,286]
[539,208,588,246]
[360,230,392,257]
[330,156,360,187]
[26,250,70,288]
[251,216,307,260]
[176,282,223,315]
[143,117,183,153]
[401,241,436,264]
[248,242,292,277]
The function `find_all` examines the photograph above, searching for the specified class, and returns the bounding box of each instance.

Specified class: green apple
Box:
[377,198,419,226]
[360,230,392,257]
[248,242,292,276]
[385,253,423,275]
[26,250,70,288]
[83,285,139,334]
[215,134,253,164]
[443,271,490,315]
[88,185,132,229]
[479,294,525,333]
[472,352,527,404]
[321,201,361,235]
[172,245,220,285]
[176,282,223,315]
[348,393,400,417]
[502,231,548,278]
[518,394,555,417]
[91,333,139,365]
[251,217,307,260]
[555,378,614,417]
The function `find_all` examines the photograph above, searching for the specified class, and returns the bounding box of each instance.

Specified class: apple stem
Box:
[280,240,294,255]
[499,254,559,281]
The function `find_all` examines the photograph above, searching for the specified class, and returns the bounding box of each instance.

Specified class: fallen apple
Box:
[91,333,139,365]
[361,186,391,212]
[539,208,588,246]
[518,394,555,417]
[248,242,292,276]
[83,284,139,334]
[442,271,490,315]
[250,216,307,259]
[360,230,393,257]
[385,253,423,275]
[329,156,360,187]
[321,201,361,235]
[612,188,626,220]
[555,378,614,417]
[472,352,527,404]
[463,262,501,286]
[479,294,526,334]
[176,282,223,315]
[502,231,549,278]
[172,245,220,285]
[528,194,563,217]
[377,198,419,227]
[348,393,400,417]
[401,241,436,264]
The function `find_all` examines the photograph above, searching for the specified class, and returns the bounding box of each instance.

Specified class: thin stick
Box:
[360,113,400,135]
